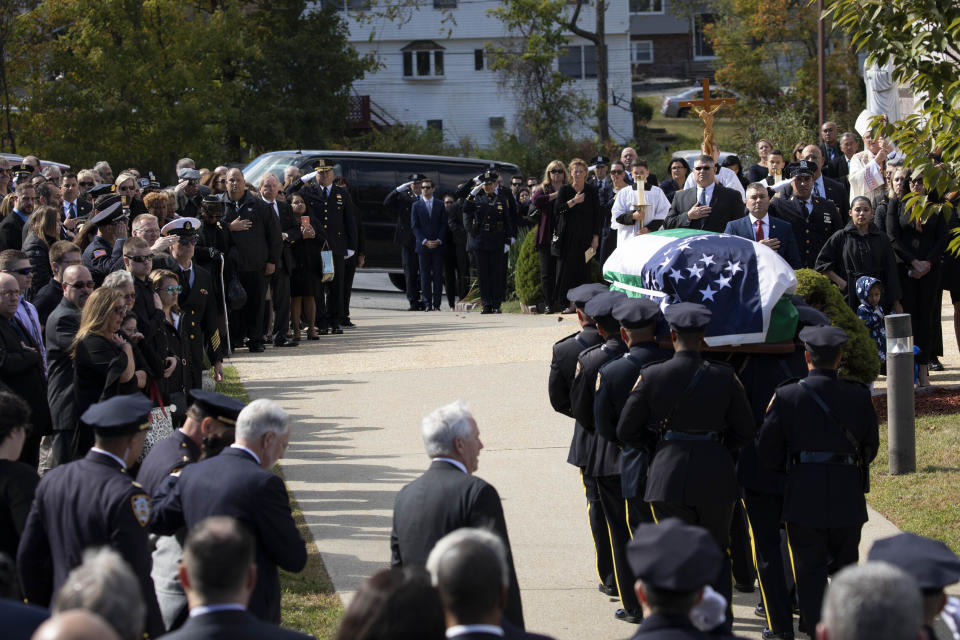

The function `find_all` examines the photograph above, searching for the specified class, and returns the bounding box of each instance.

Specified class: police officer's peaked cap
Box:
[187,389,245,426]
[314,159,334,172]
[480,170,499,184]
[81,394,154,436]
[868,533,960,592]
[89,196,124,226]
[408,173,427,182]
[201,194,222,207]
[590,155,610,166]
[628,518,724,592]
[177,168,201,181]
[613,297,661,329]
[567,284,609,309]
[161,217,201,237]
[584,290,627,320]
[785,161,815,179]
[798,325,847,350]
[664,302,712,333]
[87,183,113,199]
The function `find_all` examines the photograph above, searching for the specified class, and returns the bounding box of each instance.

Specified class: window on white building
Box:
[630,0,664,13]
[433,0,457,7]
[693,13,716,59]
[427,119,443,131]
[558,45,597,79]
[401,41,446,78]
[631,41,654,64]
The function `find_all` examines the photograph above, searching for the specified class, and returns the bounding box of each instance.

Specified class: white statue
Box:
[864,57,901,124]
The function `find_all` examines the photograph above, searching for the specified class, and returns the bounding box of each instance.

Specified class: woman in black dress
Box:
[71,287,142,457]
[288,193,321,341]
[886,173,949,385]
[816,196,903,314]
[659,158,690,203]
[553,158,601,312]
[147,269,188,420]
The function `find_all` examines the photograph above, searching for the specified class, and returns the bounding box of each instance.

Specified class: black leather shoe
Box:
[762,630,794,640]
[599,584,618,597]
[317,327,330,335]
[615,608,643,624]
[342,320,355,327]
[929,357,944,371]
[543,305,553,314]
[755,602,766,618]
[494,307,502,314]
[331,326,344,335]
[480,306,493,314]
[248,343,265,353]
[407,303,419,311]
[735,582,756,593]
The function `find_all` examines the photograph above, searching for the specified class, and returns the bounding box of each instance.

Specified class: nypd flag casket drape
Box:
[602,229,798,346]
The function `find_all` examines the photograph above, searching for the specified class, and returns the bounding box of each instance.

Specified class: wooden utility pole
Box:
[569,0,609,142]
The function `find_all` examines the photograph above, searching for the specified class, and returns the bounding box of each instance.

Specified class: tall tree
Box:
[567,0,610,142]
[827,0,960,227]
[9,0,372,174]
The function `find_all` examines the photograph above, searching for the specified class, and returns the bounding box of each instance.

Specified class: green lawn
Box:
[216,367,344,638]
[868,412,960,553]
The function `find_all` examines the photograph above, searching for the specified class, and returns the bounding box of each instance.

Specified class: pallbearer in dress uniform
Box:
[616,302,755,632]
[17,394,165,638]
[161,217,225,386]
[548,284,618,600]
[594,297,667,527]
[756,325,879,634]
[463,170,515,314]
[570,290,644,624]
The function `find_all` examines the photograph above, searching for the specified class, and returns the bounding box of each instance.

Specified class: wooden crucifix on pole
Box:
[679,78,737,155]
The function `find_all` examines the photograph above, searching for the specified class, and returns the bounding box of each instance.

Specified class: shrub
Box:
[795,268,881,385]
[505,226,531,301]
[515,224,542,305]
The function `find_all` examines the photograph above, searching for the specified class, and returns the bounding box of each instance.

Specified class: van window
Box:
[350,160,396,205]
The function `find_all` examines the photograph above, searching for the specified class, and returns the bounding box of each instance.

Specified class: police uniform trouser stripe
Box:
[580,470,612,587]
[742,498,774,630]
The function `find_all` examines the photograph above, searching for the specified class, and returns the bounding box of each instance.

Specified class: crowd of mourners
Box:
[0,109,959,640]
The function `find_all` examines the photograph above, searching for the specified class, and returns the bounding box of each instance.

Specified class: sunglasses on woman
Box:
[549,169,565,174]
[159,285,183,294]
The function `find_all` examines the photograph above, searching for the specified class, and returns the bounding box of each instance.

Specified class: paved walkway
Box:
[230,301,958,640]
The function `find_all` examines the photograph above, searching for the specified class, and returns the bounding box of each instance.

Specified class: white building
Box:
[332,1,634,146]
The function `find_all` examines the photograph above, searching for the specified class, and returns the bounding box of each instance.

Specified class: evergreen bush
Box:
[795,268,881,385]
[515,225,542,306]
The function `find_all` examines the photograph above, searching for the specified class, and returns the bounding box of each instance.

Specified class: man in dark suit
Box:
[0,182,36,251]
[59,172,91,240]
[157,515,312,640]
[151,398,307,625]
[757,326,879,634]
[411,178,447,311]
[220,168,281,353]
[390,400,524,629]
[17,394,165,638]
[44,265,92,469]
[162,218,225,387]
[427,528,554,640]
[665,156,744,232]
[384,174,423,310]
[259,174,299,347]
[299,161,357,334]
[818,121,843,179]
[31,240,81,325]
[724,183,801,269]
[769,162,844,269]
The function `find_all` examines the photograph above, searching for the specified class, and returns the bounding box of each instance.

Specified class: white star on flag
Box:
[686,264,704,279]
[699,253,715,266]
[669,268,684,283]
[715,274,732,289]
[700,284,717,301]
[724,260,742,275]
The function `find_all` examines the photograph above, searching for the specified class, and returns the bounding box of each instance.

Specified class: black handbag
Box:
[550,210,565,257]
[227,276,247,310]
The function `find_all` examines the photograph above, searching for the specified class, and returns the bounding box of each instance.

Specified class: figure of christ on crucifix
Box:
[679,78,737,154]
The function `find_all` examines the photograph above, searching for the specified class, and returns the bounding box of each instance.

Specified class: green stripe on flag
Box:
[649,229,714,239]
[766,296,799,343]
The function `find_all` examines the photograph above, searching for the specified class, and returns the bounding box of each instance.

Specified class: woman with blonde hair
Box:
[22,205,61,294]
[0,192,15,219]
[553,158,601,312]
[530,160,568,313]
[70,287,143,457]
[114,171,147,217]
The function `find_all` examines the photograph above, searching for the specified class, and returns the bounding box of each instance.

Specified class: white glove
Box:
[397,181,414,192]
[509,237,516,245]
[473,174,483,185]
[504,244,510,254]
[470,185,483,196]
[689,585,727,632]
[943,596,960,640]
[346,249,355,258]
[301,171,317,184]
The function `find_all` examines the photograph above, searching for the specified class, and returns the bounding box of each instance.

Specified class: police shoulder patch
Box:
[131,494,150,527]
[595,371,603,392]
[93,249,107,258]
[631,373,643,391]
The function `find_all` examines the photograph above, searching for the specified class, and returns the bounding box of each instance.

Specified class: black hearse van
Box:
[243,150,520,288]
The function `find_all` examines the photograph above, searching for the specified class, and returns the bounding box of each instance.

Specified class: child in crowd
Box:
[856,276,886,367]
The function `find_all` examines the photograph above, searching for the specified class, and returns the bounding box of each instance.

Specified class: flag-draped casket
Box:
[602,229,798,346]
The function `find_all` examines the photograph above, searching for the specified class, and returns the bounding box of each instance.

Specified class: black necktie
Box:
[69,202,76,219]
[180,268,192,302]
